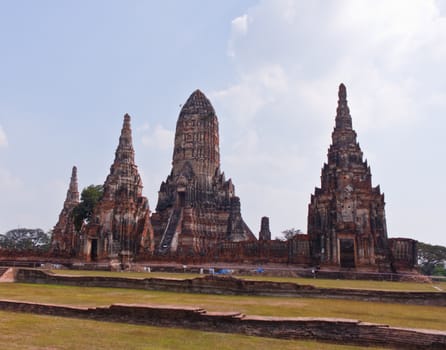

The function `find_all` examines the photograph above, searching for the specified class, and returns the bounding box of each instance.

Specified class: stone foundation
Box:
[14,269,446,306]
[0,299,444,349]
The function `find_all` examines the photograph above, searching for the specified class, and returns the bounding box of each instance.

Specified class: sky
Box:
[0,0,445,246]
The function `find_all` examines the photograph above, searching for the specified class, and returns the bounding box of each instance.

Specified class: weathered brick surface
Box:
[308,84,417,272]
[43,85,419,272]
[50,166,79,256]
[152,90,255,255]
[79,115,155,261]
[0,299,444,349]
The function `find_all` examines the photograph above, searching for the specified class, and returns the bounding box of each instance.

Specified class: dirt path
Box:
[0,268,16,282]
[432,284,444,292]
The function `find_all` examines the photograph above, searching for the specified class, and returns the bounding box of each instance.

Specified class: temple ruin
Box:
[151,90,256,255]
[259,217,271,241]
[50,166,79,256]
[45,85,417,272]
[307,84,410,271]
[80,114,154,262]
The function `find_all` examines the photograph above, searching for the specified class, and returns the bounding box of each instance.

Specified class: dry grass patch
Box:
[0,283,445,331]
[51,269,441,292]
[0,310,387,350]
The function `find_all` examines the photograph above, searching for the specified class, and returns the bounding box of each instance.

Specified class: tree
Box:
[432,265,446,277]
[278,228,303,241]
[72,185,103,231]
[0,228,51,252]
[417,242,446,276]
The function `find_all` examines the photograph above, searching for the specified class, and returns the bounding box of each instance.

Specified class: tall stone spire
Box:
[50,166,80,256]
[80,114,154,262]
[172,89,220,178]
[308,84,391,271]
[102,114,142,201]
[152,89,255,254]
[335,83,352,130]
[328,84,362,168]
[65,166,79,206]
[115,113,135,164]
[179,89,216,119]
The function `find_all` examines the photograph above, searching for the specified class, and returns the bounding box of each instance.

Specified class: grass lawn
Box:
[1,283,445,331]
[0,310,387,350]
[51,269,443,292]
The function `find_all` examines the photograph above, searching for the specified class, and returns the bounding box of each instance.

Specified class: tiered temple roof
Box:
[50,166,80,256]
[307,84,392,270]
[80,115,154,261]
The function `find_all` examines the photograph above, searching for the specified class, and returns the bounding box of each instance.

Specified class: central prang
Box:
[151,90,256,254]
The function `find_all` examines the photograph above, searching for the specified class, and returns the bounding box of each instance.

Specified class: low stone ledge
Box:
[0,299,444,349]
[14,268,446,306]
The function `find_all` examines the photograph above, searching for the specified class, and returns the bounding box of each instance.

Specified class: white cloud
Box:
[223,0,446,130]
[231,14,249,35]
[136,121,150,132]
[216,0,446,242]
[228,14,250,57]
[141,124,174,150]
[211,64,288,126]
[0,125,8,148]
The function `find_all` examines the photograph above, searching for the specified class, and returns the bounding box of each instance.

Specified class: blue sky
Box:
[1,0,445,246]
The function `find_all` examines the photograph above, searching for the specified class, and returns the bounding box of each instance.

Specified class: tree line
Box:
[0,184,103,254]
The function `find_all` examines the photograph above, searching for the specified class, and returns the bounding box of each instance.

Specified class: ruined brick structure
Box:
[151,90,255,255]
[259,217,271,241]
[389,238,418,271]
[80,115,154,262]
[50,166,79,256]
[207,235,311,265]
[308,84,393,271]
[47,85,417,272]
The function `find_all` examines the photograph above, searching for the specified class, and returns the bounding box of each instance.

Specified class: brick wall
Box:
[0,299,444,349]
[15,268,446,306]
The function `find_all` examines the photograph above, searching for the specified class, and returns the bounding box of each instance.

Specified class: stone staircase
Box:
[158,208,183,254]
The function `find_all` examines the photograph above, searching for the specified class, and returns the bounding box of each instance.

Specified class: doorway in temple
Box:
[340,239,355,268]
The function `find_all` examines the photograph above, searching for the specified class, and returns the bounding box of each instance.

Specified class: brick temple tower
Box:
[152,90,255,254]
[307,84,392,271]
[50,166,80,256]
[81,114,154,262]
[259,217,271,241]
